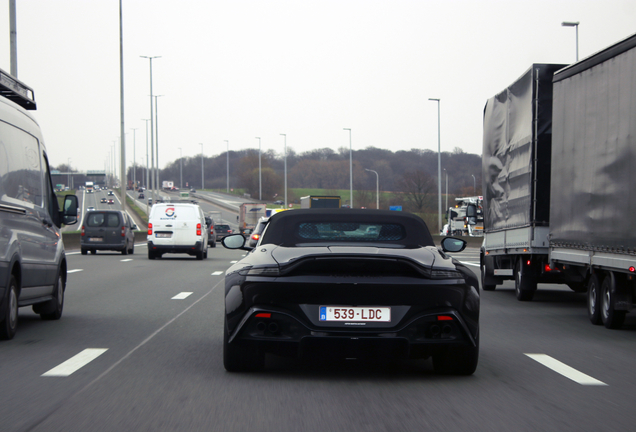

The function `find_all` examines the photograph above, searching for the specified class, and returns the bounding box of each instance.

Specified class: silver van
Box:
[80,210,136,255]
[0,71,79,340]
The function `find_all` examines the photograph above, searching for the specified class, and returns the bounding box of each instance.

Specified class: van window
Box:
[0,120,43,207]
[87,212,120,227]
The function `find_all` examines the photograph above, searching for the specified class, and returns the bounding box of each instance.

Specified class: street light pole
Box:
[67,158,71,189]
[562,21,580,62]
[365,168,379,209]
[200,143,204,190]
[225,140,229,193]
[154,95,163,194]
[140,55,160,204]
[444,168,448,214]
[178,147,183,189]
[280,134,287,207]
[429,98,442,234]
[131,128,138,188]
[256,137,261,201]
[343,128,352,208]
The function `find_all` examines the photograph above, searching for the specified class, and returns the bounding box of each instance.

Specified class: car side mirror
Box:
[61,195,79,226]
[440,237,467,253]
[222,234,253,251]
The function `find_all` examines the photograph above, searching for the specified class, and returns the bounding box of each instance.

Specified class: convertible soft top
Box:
[261,209,435,248]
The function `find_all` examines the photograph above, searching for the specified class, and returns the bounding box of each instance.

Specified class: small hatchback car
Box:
[81,211,137,255]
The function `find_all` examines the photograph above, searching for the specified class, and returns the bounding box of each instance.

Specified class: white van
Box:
[0,69,79,340]
[147,203,209,260]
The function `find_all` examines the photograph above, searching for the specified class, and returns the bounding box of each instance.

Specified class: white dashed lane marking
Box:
[121,259,133,262]
[230,261,238,263]
[67,269,83,274]
[42,349,108,377]
[172,292,193,300]
[211,271,223,275]
[525,354,607,386]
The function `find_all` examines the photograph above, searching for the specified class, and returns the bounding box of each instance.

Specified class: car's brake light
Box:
[228,229,232,233]
[81,225,85,236]
[148,223,153,236]
[121,226,126,237]
[196,223,201,236]
[251,234,260,241]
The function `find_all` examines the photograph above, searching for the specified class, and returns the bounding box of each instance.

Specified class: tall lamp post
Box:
[140,55,160,204]
[67,158,71,189]
[256,137,261,201]
[365,168,379,209]
[343,128,352,208]
[280,134,287,207]
[429,98,442,233]
[562,21,580,61]
[444,168,448,215]
[178,147,183,189]
[131,128,138,188]
[154,95,163,195]
[200,143,204,190]
[225,140,229,193]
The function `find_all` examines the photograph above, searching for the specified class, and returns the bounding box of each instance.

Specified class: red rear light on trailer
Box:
[148,223,153,235]
[527,260,531,266]
[196,223,201,236]
[545,264,551,272]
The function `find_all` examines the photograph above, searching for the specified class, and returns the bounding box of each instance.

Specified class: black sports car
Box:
[221,209,479,374]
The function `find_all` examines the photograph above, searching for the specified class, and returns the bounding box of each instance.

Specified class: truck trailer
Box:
[238,203,266,235]
[300,196,341,209]
[481,34,636,329]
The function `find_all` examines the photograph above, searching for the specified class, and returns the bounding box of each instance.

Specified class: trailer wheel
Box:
[601,273,626,329]
[515,259,536,301]
[480,253,496,291]
[587,274,602,325]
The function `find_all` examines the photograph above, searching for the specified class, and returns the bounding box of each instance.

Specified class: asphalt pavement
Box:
[3,245,636,431]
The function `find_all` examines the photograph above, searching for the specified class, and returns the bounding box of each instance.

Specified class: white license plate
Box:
[88,237,103,242]
[319,306,391,322]
[156,233,172,238]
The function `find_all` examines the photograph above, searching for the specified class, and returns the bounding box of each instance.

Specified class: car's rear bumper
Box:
[228,306,477,360]
[148,240,203,255]
[80,241,126,251]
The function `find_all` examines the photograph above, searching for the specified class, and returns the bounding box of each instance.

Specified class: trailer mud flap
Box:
[611,272,633,312]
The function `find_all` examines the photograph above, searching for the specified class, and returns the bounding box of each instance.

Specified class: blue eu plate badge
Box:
[319,306,327,321]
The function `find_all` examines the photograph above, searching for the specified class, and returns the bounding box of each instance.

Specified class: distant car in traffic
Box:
[190,189,196,193]
[274,200,284,205]
[108,199,114,205]
[248,217,269,247]
[81,210,136,255]
[138,193,145,199]
[100,198,107,203]
[214,224,233,242]
[108,191,114,196]
[205,217,216,248]
[87,206,95,211]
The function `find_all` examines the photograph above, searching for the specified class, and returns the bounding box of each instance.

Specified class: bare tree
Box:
[397,170,436,212]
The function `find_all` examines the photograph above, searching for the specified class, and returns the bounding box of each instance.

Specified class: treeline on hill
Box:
[55,146,482,215]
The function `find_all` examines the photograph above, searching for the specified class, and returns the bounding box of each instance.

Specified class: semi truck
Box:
[162,180,174,190]
[480,33,636,329]
[446,196,483,237]
[85,181,94,193]
[300,195,341,209]
[238,203,266,235]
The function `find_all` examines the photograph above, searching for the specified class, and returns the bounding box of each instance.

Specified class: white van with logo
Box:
[0,70,79,339]
[147,203,209,260]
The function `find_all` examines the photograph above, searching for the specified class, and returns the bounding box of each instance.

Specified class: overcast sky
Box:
[1,0,635,173]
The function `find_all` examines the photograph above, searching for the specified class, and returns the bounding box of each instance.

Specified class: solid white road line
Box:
[525,354,607,386]
[121,259,133,262]
[42,349,108,377]
[230,261,238,263]
[172,292,193,300]
[211,271,223,275]
[67,269,83,274]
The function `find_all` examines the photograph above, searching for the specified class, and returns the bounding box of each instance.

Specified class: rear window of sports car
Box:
[295,222,405,242]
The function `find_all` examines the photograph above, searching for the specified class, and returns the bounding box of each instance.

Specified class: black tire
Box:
[129,242,134,255]
[196,250,203,260]
[587,274,602,325]
[601,274,626,329]
[121,242,128,255]
[81,248,87,255]
[515,259,536,301]
[0,276,19,340]
[90,249,96,255]
[203,249,208,259]
[210,241,216,248]
[223,321,265,372]
[39,273,64,321]
[433,334,479,375]
[148,250,155,260]
[480,257,496,291]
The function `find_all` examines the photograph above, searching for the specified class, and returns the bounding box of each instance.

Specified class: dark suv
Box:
[215,224,233,242]
[81,211,137,255]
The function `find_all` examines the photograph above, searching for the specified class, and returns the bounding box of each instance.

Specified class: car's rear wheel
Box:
[432,335,479,375]
[210,241,216,248]
[37,273,64,320]
[121,242,128,255]
[0,276,19,340]
[196,250,203,260]
[90,250,96,255]
[128,242,134,255]
[81,248,87,255]
[223,322,264,372]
